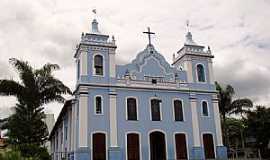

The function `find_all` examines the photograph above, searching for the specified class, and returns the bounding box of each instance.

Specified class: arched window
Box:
[197,64,205,82]
[202,101,209,116]
[94,55,103,76]
[127,98,138,120]
[95,96,102,114]
[151,99,161,121]
[174,100,184,121]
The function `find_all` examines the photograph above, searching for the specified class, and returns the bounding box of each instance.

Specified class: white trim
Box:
[80,51,88,76]
[208,61,214,84]
[173,132,190,160]
[213,100,223,146]
[125,131,142,160]
[148,129,168,160]
[78,95,88,147]
[195,63,207,83]
[109,94,118,147]
[172,98,185,122]
[90,131,108,160]
[190,99,201,146]
[125,96,139,121]
[149,97,163,121]
[94,95,104,115]
[109,53,116,78]
[92,53,105,77]
[201,132,217,159]
[201,100,210,117]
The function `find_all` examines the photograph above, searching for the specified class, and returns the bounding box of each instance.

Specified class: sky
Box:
[0,0,270,119]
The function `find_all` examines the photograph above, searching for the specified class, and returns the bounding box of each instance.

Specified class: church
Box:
[49,15,227,160]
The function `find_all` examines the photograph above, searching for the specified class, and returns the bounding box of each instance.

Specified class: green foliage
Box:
[0,150,23,160]
[0,58,71,158]
[246,106,270,158]
[0,149,50,160]
[215,81,253,147]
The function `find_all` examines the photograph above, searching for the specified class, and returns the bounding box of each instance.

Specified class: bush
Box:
[0,150,24,160]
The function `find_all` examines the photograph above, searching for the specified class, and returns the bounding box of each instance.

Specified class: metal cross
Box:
[143,27,155,45]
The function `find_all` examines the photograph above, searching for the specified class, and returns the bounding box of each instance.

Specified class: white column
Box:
[109,52,116,78]
[78,94,88,147]
[80,51,88,76]
[71,104,75,151]
[109,93,118,147]
[184,61,194,83]
[190,99,201,146]
[213,99,223,146]
[208,60,214,84]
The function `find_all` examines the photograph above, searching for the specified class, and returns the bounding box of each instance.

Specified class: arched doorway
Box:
[92,133,106,160]
[203,133,215,159]
[175,133,188,160]
[127,133,140,160]
[150,131,166,160]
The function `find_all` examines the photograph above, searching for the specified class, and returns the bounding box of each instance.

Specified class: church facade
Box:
[49,17,227,160]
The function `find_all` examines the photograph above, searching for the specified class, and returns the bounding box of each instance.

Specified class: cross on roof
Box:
[143,27,155,45]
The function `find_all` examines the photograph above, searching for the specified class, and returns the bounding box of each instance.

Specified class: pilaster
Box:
[78,94,88,147]
[109,90,118,147]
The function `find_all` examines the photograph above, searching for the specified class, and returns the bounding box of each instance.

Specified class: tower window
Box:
[127,98,138,120]
[174,100,184,121]
[197,64,206,82]
[202,101,209,116]
[151,99,161,121]
[94,55,103,76]
[95,96,102,114]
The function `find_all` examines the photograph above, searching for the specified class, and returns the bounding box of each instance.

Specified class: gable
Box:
[116,44,185,82]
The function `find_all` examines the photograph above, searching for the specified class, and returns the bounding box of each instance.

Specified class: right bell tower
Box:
[172,29,215,85]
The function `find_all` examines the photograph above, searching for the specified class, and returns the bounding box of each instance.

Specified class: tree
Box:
[0,58,71,157]
[215,82,253,146]
[246,106,270,158]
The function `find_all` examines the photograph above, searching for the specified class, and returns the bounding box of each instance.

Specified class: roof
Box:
[48,99,74,140]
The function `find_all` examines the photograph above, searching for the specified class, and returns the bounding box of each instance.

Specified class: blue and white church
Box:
[49,16,227,160]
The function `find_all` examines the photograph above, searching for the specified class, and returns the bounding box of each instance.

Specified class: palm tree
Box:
[0,58,71,108]
[0,58,71,157]
[215,82,253,147]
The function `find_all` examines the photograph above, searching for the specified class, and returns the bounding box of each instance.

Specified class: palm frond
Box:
[0,80,24,97]
[9,58,35,88]
[35,63,60,77]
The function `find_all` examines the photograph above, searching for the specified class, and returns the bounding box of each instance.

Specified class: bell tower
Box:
[172,28,214,84]
[74,12,117,85]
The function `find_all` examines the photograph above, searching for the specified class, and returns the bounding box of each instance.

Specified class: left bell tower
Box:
[73,14,117,160]
[74,15,117,85]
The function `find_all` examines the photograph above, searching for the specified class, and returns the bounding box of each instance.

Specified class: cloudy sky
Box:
[0,0,270,119]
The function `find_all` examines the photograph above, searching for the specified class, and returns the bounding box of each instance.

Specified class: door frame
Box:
[201,132,216,159]
[91,131,108,160]
[125,131,142,160]
[148,129,168,160]
[173,132,189,160]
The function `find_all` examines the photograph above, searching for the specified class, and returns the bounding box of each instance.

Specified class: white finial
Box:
[91,9,100,33]
[186,20,190,32]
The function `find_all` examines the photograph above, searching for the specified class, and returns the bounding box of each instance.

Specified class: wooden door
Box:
[93,133,106,160]
[203,134,215,159]
[175,133,188,160]
[127,133,140,160]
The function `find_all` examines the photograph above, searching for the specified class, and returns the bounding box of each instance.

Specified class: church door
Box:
[127,133,140,160]
[93,133,106,160]
[203,134,215,159]
[150,131,166,160]
[175,133,188,160]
